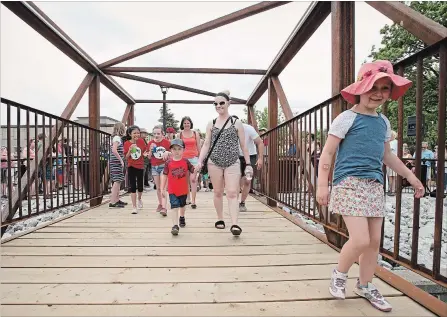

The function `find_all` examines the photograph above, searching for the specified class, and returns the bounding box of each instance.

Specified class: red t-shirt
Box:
[147,139,171,166]
[123,138,146,169]
[163,158,195,196]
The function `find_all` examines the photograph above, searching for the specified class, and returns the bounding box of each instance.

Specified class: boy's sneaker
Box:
[171,225,179,236]
[329,269,347,299]
[179,216,186,227]
[239,202,247,212]
[109,202,124,208]
[354,279,392,312]
[137,199,143,209]
[160,208,167,217]
[131,208,138,214]
[118,200,128,206]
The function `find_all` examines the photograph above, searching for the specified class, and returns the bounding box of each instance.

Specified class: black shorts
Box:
[239,155,258,175]
[169,194,187,209]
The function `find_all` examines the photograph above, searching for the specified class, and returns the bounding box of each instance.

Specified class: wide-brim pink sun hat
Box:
[341,60,412,105]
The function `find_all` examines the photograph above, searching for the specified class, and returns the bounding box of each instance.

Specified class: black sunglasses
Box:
[213,101,226,106]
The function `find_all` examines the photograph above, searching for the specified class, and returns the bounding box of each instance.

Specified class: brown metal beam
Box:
[107,72,248,104]
[135,99,246,104]
[121,104,133,124]
[246,2,331,106]
[366,1,447,45]
[100,2,291,68]
[5,73,95,222]
[247,106,259,132]
[271,77,293,119]
[88,76,101,207]
[1,1,134,104]
[104,67,267,75]
[266,77,278,207]
[331,1,355,119]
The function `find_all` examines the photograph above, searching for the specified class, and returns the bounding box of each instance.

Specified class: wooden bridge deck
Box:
[0,191,434,316]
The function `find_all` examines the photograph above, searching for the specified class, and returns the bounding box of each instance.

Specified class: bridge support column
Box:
[329,1,355,248]
[266,77,278,207]
[89,75,102,207]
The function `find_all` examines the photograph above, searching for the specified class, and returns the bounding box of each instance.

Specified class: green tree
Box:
[369,1,446,150]
[158,105,179,131]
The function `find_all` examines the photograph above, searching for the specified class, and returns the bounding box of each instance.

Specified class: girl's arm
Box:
[235,120,250,165]
[195,130,202,154]
[317,135,342,187]
[383,142,416,180]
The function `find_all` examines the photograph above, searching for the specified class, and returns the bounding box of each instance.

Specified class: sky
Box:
[0,1,393,132]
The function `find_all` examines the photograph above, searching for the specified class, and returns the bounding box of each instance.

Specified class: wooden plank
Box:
[0,297,434,316]
[34,226,303,233]
[105,67,267,75]
[0,244,332,256]
[44,222,293,228]
[99,2,291,68]
[0,253,339,268]
[0,278,401,304]
[58,218,292,224]
[19,231,308,240]
[2,234,322,247]
[0,264,360,284]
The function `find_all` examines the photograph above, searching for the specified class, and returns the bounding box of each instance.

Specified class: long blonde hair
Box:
[112,122,126,137]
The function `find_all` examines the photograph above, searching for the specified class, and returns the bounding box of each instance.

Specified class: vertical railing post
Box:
[329,1,355,248]
[267,77,278,207]
[89,75,101,207]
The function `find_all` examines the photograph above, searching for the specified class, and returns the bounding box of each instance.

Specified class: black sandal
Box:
[230,225,242,236]
[191,204,197,209]
[179,216,186,227]
[215,220,225,229]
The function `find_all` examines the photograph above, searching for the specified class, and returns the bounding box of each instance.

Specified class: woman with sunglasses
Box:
[195,90,253,236]
[178,116,201,212]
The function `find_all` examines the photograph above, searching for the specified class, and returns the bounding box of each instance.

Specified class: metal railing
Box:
[254,38,446,286]
[0,98,111,229]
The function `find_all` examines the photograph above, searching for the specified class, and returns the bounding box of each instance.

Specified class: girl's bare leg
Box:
[359,217,383,285]
[337,216,370,274]
[153,175,166,208]
[190,172,198,205]
[111,182,120,204]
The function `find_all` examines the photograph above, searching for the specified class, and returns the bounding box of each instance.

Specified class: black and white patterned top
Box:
[209,118,240,168]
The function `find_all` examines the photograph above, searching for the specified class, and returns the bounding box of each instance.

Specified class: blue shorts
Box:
[151,164,165,176]
[169,194,187,209]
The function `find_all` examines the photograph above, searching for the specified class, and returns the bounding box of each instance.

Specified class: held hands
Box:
[316,185,330,206]
[195,162,203,174]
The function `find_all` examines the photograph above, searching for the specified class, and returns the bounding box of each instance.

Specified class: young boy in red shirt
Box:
[146,126,171,215]
[161,139,195,235]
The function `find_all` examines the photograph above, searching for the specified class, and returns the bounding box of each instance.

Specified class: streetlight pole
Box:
[160,86,169,132]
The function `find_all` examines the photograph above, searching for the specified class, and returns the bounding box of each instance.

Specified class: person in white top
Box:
[233,117,264,212]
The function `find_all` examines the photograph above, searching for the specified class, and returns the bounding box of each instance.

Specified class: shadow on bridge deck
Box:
[0,191,434,316]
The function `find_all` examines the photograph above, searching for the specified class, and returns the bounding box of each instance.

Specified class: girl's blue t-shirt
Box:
[328,110,392,185]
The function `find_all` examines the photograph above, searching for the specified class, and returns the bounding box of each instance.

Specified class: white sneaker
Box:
[329,269,347,299]
[137,200,143,209]
[131,208,138,214]
[354,279,392,312]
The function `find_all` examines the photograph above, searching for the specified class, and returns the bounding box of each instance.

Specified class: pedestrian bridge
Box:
[0,191,436,316]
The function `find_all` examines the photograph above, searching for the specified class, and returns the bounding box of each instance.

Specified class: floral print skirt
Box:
[329,176,385,217]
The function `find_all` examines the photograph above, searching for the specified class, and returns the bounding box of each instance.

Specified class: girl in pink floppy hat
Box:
[316,60,424,312]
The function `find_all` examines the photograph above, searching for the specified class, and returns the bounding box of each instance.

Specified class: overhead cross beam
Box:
[135,99,246,104]
[106,71,248,104]
[99,1,291,68]
[246,1,331,106]
[1,1,135,104]
[366,1,447,45]
[104,67,267,75]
